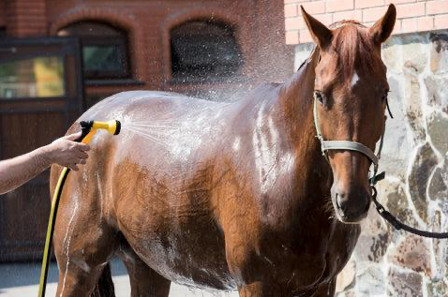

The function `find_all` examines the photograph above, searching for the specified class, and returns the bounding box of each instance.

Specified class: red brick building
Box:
[0,0,293,261]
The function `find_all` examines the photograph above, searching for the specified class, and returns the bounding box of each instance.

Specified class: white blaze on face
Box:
[351,71,359,88]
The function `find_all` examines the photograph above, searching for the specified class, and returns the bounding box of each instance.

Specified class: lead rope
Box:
[371,186,448,238]
[369,105,448,238]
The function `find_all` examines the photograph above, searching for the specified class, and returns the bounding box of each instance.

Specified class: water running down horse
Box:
[50,5,396,297]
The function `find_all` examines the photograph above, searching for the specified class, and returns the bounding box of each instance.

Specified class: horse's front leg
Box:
[239,282,266,297]
[238,282,263,297]
[238,281,287,297]
[311,279,336,297]
[238,280,335,297]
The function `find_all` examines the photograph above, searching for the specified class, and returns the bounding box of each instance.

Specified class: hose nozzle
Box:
[92,120,121,135]
[80,120,121,135]
[78,120,121,143]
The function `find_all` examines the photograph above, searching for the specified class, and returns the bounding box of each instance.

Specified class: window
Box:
[0,56,65,98]
[58,21,130,80]
[170,20,243,81]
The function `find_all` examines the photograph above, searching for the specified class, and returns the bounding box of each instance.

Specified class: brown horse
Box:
[50,5,396,297]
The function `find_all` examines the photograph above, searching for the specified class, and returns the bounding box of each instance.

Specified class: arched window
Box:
[58,21,130,80]
[170,20,243,81]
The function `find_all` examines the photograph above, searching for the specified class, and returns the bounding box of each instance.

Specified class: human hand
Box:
[44,132,90,171]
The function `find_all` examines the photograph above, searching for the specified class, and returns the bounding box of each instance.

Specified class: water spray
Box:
[38,120,121,297]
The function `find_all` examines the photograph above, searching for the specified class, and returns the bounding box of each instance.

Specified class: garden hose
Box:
[38,120,121,297]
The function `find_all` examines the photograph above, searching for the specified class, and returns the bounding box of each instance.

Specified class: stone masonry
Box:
[294,29,448,296]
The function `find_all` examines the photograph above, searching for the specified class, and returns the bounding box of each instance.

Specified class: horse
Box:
[50,5,396,297]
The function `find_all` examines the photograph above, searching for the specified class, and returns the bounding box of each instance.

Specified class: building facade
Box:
[0,0,293,261]
[284,0,448,296]
[1,0,293,104]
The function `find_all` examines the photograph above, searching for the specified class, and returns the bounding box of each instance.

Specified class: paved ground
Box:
[0,258,238,296]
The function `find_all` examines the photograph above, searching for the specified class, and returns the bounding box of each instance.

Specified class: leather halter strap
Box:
[320,141,378,165]
[313,98,382,172]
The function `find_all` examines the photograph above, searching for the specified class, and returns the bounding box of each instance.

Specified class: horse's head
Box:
[302,5,396,223]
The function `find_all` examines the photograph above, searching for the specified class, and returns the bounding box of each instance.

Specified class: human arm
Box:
[0,132,90,195]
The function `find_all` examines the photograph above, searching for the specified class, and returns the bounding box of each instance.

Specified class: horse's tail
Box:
[90,263,115,297]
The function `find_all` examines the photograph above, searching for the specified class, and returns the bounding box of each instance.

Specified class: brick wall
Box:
[48,0,291,101]
[284,0,448,44]
[0,1,6,27]
[0,0,292,103]
[5,0,47,37]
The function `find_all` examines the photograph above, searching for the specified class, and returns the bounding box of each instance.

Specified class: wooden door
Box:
[0,37,84,261]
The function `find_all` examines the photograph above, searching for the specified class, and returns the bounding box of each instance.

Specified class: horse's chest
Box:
[224,221,360,291]
[323,222,361,279]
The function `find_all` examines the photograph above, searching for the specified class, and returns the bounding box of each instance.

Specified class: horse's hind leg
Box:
[53,195,119,296]
[56,262,110,296]
[54,225,119,297]
[55,232,119,297]
[117,241,171,297]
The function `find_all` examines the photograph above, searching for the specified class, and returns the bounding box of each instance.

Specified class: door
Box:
[0,37,84,261]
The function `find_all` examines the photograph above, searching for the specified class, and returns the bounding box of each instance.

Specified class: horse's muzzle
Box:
[331,184,370,224]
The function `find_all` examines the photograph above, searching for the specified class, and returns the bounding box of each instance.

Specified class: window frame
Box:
[58,21,132,81]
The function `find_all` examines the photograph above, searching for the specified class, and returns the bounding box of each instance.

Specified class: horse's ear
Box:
[301,6,332,48]
[369,4,396,44]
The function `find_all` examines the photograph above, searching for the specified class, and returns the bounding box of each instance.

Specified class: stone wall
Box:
[294,29,448,296]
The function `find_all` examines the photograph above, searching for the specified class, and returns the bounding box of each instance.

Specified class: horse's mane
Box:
[329,20,366,30]
[328,20,376,79]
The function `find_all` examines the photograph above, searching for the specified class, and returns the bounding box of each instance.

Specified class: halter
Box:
[312,96,385,182]
[312,89,448,239]
[307,27,448,238]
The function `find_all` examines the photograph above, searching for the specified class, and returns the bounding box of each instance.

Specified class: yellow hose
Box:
[38,120,120,297]
[38,131,96,297]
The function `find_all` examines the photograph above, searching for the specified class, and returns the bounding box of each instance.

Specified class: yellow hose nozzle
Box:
[80,120,121,135]
[91,120,121,135]
[78,120,121,144]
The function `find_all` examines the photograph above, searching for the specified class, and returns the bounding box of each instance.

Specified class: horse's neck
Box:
[275,51,331,206]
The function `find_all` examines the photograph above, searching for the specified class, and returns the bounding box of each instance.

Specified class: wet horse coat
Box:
[51,6,396,297]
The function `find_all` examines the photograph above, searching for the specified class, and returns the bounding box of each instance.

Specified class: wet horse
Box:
[51,5,396,297]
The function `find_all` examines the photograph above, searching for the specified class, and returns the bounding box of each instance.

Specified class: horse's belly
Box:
[121,218,237,291]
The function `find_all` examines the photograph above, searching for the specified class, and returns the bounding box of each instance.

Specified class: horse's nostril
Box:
[336,193,348,211]
[335,194,341,209]
[334,189,371,223]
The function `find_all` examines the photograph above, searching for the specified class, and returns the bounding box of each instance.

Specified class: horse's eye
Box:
[314,91,325,104]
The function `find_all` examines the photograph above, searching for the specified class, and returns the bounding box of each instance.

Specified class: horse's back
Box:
[82,90,228,121]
